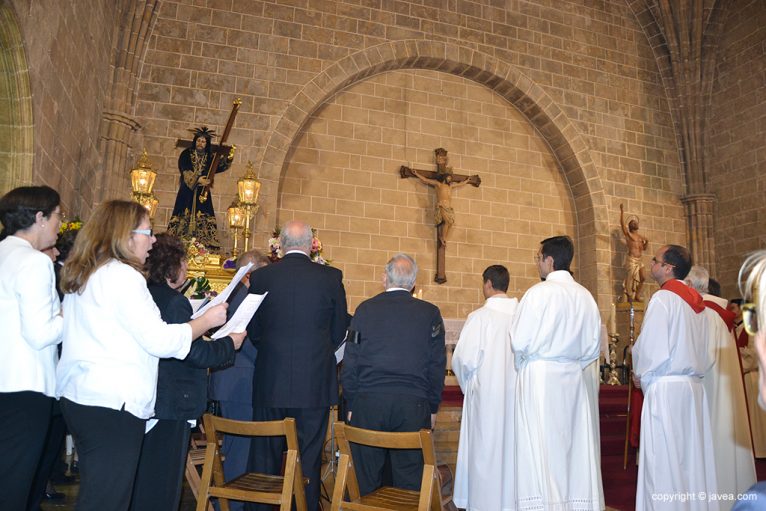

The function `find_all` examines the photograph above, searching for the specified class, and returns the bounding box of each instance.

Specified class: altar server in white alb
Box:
[511,235,603,511]
[686,265,756,497]
[452,265,518,511]
[633,245,718,510]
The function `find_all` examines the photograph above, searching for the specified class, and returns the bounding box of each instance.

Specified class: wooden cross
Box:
[400,149,481,284]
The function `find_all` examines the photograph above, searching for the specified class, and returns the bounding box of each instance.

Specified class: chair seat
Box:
[354,486,422,511]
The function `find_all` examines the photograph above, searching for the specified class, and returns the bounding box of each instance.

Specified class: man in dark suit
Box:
[246,221,348,511]
[209,249,270,511]
[341,253,445,495]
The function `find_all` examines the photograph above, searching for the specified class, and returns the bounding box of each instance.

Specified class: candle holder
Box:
[237,161,261,252]
[130,149,159,219]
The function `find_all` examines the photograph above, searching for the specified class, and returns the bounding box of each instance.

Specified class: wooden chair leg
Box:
[417,465,435,511]
[330,454,351,511]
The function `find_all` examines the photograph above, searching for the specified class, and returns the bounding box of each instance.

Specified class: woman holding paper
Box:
[129,232,245,511]
[56,201,230,511]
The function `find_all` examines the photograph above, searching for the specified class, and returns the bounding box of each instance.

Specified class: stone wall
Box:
[278,70,577,315]
[709,0,766,298]
[133,0,687,315]
[8,0,117,216]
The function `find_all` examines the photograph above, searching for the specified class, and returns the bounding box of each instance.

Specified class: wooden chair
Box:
[186,425,214,511]
[196,414,308,511]
[330,422,443,511]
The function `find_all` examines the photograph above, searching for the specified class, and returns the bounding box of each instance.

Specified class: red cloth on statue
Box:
[629,387,644,448]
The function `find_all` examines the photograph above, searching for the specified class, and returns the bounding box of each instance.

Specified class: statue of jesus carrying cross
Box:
[400,148,481,284]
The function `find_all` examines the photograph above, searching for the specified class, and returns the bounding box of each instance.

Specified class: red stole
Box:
[661,279,705,313]
[703,300,736,331]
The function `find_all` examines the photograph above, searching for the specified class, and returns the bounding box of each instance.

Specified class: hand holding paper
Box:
[211,292,268,340]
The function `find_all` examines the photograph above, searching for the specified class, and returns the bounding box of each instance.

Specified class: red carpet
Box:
[599,385,637,511]
[441,385,464,407]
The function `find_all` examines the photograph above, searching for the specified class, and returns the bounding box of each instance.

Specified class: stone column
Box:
[99,110,141,200]
[682,193,716,274]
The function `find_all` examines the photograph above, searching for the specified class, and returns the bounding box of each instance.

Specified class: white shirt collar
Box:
[386,287,410,293]
[284,250,310,258]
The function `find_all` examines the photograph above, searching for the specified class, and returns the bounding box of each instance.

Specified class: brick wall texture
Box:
[129,0,690,315]
[709,0,766,299]
[7,0,117,217]
[9,0,766,316]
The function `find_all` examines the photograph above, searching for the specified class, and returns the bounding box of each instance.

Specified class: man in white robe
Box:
[452,265,518,511]
[633,245,718,510]
[686,266,756,496]
[511,235,603,511]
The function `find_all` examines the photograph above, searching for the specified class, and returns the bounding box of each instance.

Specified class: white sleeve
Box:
[19,254,63,350]
[112,266,192,359]
[452,311,483,391]
[510,289,542,369]
[633,296,671,382]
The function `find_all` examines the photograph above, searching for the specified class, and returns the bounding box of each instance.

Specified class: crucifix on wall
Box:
[400,148,481,284]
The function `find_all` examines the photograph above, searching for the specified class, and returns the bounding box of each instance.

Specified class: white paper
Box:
[189,298,207,314]
[211,292,268,340]
[190,262,253,319]
[335,342,345,364]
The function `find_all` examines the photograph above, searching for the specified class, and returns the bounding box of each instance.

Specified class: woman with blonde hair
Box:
[56,200,228,511]
[734,252,766,509]
[0,185,63,510]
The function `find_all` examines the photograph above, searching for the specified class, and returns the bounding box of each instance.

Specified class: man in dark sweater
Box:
[341,253,446,495]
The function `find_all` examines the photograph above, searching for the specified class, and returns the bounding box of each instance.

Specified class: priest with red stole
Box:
[686,266,756,498]
[633,245,719,511]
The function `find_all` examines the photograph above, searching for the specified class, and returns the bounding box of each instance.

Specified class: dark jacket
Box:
[341,289,446,414]
[247,252,348,408]
[149,282,235,420]
[209,281,258,405]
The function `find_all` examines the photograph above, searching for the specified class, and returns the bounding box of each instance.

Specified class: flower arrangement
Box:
[59,218,83,234]
[184,237,209,266]
[189,276,216,300]
[268,228,330,265]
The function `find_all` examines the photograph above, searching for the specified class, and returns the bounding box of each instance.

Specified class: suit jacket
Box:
[149,282,235,420]
[341,290,446,413]
[209,281,258,405]
[247,252,348,408]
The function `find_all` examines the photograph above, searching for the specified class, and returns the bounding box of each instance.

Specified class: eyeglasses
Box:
[534,253,543,263]
[132,228,154,237]
[651,257,675,268]
[51,211,66,222]
[743,303,758,336]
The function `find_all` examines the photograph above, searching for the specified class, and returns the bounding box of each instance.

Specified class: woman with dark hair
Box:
[129,233,244,511]
[0,185,64,510]
[56,200,229,511]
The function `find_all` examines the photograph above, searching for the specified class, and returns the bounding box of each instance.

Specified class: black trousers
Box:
[27,400,67,511]
[0,391,52,511]
[129,418,191,511]
[347,392,431,496]
[60,398,145,511]
[246,406,329,511]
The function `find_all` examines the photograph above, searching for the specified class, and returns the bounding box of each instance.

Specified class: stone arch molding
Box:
[0,2,34,196]
[260,39,610,302]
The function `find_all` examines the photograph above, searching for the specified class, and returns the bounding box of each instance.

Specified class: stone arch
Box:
[0,2,33,196]
[260,40,610,302]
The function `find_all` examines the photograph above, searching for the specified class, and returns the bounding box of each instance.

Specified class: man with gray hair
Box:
[686,265,756,497]
[246,221,348,511]
[341,253,446,495]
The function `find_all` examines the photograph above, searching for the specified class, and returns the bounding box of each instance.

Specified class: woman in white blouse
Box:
[56,200,228,511]
[0,185,64,510]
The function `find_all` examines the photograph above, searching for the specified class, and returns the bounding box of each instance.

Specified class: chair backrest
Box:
[335,422,437,465]
[197,414,306,511]
[203,414,300,451]
[331,422,442,511]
